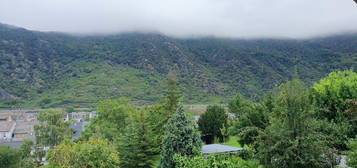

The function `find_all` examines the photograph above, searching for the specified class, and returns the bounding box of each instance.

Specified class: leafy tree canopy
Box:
[228,93,253,117]
[346,137,357,167]
[313,70,357,122]
[47,138,120,168]
[34,109,72,148]
[82,98,135,141]
[257,79,332,168]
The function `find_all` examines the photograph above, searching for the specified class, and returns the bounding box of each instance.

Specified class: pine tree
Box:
[228,93,253,117]
[147,78,182,153]
[118,110,157,168]
[164,78,181,115]
[159,106,202,168]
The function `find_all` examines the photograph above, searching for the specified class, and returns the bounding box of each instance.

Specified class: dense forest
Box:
[0,23,356,107]
[1,70,357,168]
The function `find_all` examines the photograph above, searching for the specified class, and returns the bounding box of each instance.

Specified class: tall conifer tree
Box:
[118,110,157,168]
[159,106,202,168]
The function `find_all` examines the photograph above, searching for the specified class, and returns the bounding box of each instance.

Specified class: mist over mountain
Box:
[1,0,357,38]
[0,23,356,107]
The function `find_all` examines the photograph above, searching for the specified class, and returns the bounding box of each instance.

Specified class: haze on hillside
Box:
[1,0,357,38]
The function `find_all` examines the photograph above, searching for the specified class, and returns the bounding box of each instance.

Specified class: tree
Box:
[346,99,357,117]
[164,78,182,114]
[82,98,134,141]
[118,110,157,168]
[0,145,19,168]
[17,140,37,168]
[257,79,331,168]
[47,138,120,168]
[174,154,263,168]
[312,70,357,138]
[229,100,270,146]
[18,140,33,159]
[34,109,71,163]
[34,109,72,148]
[156,78,182,130]
[228,93,253,117]
[159,106,202,168]
[198,105,228,144]
[237,126,263,147]
[65,106,75,113]
[228,93,268,148]
[147,78,182,151]
[346,137,357,167]
[0,140,36,168]
[313,119,349,150]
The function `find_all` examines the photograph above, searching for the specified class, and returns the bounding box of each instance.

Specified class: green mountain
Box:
[0,23,356,107]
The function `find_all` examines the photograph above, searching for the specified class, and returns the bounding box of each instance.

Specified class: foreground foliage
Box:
[346,137,357,167]
[174,154,263,168]
[47,138,120,168]
[0,140,36,168]
[2,70,356,168]
[313,70,357,141]
[257,80,332,168]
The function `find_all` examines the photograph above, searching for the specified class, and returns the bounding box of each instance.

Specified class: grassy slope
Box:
[22,62,164,107]
[15,61,222,107]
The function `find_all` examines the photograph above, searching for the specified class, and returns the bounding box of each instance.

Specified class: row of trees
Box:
[43,78,207,168]
[225,70,357,167]
[39,78,260,167]
[188,70,357,167]
[1,70,356,167]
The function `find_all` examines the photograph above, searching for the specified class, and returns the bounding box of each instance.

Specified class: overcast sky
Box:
[0,0,357,38]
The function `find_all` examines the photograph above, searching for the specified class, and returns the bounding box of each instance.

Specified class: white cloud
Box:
[0,0,356,38]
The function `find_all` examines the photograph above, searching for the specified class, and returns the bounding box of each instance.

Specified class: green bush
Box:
[174,154,263,168]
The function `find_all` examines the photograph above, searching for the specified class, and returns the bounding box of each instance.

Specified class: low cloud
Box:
[0,0,357,38]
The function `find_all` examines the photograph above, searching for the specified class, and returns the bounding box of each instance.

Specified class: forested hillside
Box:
[0,23,356,107]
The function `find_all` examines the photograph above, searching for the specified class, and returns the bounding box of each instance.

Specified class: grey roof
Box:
[201,144,242,154]
[0,121,15,132]
[14,121,35,133]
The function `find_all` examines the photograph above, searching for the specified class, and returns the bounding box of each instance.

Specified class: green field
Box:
[221,136,241,148]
